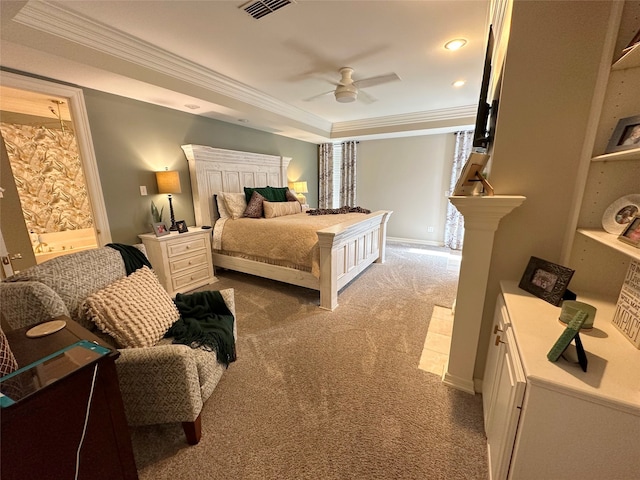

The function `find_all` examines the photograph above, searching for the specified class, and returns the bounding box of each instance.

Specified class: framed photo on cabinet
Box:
[618,215,640,247]
[519,256,575,306]
[605,114,640,153]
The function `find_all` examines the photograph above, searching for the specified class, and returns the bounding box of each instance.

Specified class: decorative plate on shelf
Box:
[601,194,640,234]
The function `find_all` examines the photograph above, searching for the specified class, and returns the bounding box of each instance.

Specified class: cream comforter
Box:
[213,212,369,278]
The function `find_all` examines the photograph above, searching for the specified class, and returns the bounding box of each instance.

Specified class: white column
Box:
[443,195,526,394]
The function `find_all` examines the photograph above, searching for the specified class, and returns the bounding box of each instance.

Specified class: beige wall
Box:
[358,134,456,245]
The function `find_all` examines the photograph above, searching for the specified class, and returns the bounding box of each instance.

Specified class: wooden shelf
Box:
[613,42,640,71]
[577,228,640,261]
[592,147,640,162]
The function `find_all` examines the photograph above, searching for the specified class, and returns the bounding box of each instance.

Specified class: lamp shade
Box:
[156,170,182,194]
[292,181,308,194]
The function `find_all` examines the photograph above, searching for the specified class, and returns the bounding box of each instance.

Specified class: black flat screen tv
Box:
[473,25,495,149]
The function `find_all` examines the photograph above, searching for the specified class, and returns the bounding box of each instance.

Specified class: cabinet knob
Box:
[495,335,505,346]
[494,325,503,334]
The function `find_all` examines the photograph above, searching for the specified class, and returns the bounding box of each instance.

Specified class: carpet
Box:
[130,243,488,479]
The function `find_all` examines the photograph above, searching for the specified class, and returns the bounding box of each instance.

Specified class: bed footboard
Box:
[317,210,392,310]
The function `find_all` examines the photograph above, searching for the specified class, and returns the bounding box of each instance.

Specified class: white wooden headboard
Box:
[181,144,292,226]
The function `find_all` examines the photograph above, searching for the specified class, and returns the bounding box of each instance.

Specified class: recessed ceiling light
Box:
[444,39,467,51]
[184,104,200,109]
[452,80,466,87]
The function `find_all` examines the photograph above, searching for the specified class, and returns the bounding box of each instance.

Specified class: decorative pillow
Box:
[243,190,266,218]
[244,186,288,204]
[214,194,230,220]
[222,192,247,219]
[285,188,300,202]
[82,266,180,348]
[263,200,302,218]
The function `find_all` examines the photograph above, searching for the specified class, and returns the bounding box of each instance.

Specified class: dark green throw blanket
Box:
[107,243,152,275]
[166,291,236,367]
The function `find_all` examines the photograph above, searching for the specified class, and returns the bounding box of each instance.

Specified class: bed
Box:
[181,144,392,310]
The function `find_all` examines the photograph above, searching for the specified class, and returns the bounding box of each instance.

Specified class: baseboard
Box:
[387,236,444,248]
[474,377,483,394]
[441,370,476,395]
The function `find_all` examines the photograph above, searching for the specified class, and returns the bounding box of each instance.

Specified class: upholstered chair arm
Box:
[0,282,69,330]
[115,344,203,426]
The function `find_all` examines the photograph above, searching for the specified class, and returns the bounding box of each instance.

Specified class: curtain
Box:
[318,143,333,209]
[340,140,357,206]
[444,130,474,250]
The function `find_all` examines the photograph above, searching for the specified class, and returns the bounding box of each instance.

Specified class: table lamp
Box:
[292,181,308,204]
[156,169,181,231]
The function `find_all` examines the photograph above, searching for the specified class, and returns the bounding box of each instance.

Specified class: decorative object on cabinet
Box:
[518,256,575,306]
[156,168,181,231]
[611,259,640,348]
[618,215,640,247]
[605,114,640,153]
[601,194,640,234]
[176,220,188,233]
[150,200,164,224]
[152,221,169,237]
[547,310,588,372]
[452,152,494,196]
[559,300,597,330]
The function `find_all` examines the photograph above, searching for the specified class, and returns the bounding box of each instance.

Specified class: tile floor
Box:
[418,305,455,376]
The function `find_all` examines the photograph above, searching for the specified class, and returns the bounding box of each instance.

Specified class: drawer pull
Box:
[495,335,505,346]
[493,325,503,334]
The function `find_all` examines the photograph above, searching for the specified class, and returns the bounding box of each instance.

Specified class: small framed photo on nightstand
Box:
[618,215,640,247]
[152,222,169,237]
[175,220,188,233]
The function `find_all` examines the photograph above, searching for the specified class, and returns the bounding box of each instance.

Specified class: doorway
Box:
[0,71,111,273]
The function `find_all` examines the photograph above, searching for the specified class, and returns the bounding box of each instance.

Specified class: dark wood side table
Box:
[1,317,138,480]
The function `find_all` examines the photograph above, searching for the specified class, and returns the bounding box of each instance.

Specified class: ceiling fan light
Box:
[335,90,357,103]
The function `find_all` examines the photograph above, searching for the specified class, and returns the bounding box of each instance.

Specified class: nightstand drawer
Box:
[172,266,211,291]
[169,252,208,274]
[167,237,207,257]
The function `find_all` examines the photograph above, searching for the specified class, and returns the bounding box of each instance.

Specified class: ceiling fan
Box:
[305,67,401,104]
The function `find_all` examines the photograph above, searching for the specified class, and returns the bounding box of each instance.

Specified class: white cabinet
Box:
[484,281,640,480]
[483,295,525,480]
[138,227,216,297]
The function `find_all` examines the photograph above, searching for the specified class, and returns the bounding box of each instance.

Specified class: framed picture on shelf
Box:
[605,114,640,153]
[152,222,169,237]
[618,215,640,248]
[175,220,188,233]
[518,256,575,306]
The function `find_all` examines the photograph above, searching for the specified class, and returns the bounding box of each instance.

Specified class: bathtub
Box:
[33,228,98,264]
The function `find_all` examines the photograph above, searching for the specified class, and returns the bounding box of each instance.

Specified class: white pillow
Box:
[215,194,230,220]
[82,266,180,348]
[222,192,248,219]
[263,200,302,218]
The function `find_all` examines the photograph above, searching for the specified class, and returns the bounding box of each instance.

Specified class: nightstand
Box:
[138,227,216,297]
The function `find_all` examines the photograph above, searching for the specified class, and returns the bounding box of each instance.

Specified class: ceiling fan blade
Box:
[353,72,401,89]
[357,89,378,104]
[303,90,334,102]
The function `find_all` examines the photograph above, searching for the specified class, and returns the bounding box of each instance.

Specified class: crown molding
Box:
[13,1,331,132]
[331,105,477,134]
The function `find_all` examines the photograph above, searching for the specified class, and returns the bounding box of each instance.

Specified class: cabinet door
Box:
[486,324,526,480]
[483,295,508,428]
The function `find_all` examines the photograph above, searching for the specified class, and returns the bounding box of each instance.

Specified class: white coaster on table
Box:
[26,320,67,338]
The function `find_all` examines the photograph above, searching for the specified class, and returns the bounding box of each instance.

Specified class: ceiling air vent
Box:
[241,0,295,20]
